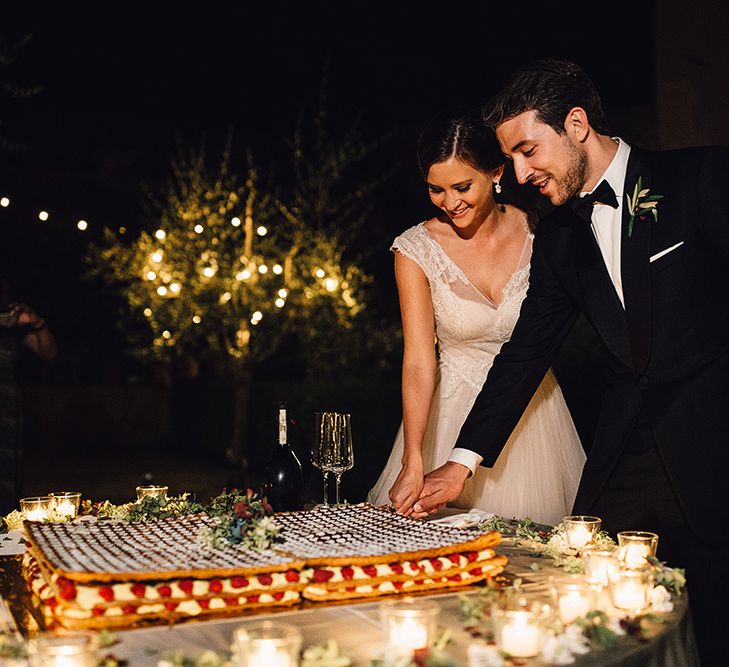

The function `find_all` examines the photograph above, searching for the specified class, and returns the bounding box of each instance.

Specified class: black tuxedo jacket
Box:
[455,145,729,537]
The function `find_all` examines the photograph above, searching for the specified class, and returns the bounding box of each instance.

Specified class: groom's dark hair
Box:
[482,59,610,135]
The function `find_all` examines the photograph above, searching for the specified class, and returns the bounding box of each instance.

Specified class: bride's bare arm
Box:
[389,251,438,515]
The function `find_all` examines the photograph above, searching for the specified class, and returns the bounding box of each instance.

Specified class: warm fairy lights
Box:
[80,148,368,363]
[39,210,49,221]
[77,220,88,231]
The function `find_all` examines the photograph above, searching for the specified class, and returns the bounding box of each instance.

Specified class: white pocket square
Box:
[650,241,684,263]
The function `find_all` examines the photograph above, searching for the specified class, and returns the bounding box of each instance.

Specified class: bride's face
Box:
[426,158,496,227]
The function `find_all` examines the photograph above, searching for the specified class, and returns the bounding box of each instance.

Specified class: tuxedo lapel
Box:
[621,149,652,371]
[570,212,632,366]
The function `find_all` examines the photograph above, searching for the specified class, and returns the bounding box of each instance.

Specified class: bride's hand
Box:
[388,461,424,516]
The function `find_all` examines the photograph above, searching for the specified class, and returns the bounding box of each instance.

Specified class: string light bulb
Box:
[77,220,88,231]
[143,308,152,317]
[272,264,283,275]
[169,283,181,294]
[258,265,268,274]
[314,268,325,278]
[324,277,339,292]
[278,288,288,297]
[38,211,49,221]
[146,271,157,280]
[275,298,285,308]
[231,217,241,227]
[151,251,163,263]
[0,197,9,207]
[194,224,204,234]
[256,225,267,236]
[157,286,168,296]
[203,267,216,278]
[155,229,166,240]
[192,315,201,324]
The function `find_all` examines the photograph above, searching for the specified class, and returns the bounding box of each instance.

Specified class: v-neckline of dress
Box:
[420,222,531,309]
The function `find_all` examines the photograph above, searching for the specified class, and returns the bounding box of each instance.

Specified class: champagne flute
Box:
[312,412,333,507]
[320,412,354,506]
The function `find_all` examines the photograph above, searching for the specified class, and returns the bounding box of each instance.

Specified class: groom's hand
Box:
[411,461,470,518]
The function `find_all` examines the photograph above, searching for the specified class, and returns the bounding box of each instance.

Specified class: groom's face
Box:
[495,110,587,206]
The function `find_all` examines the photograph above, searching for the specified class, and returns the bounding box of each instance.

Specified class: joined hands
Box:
[389,461,470,519]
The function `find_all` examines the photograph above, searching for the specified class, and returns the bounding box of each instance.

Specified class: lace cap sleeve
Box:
[390,224,432,277]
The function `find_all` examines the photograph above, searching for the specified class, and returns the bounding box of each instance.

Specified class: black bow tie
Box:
[570,180,618,223]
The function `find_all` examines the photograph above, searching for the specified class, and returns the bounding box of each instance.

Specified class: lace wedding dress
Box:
[367,222,586,525]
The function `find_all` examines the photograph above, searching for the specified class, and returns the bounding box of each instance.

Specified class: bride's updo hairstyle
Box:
[416,110,504,179]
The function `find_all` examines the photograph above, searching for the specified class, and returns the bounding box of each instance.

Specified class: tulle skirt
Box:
[367,369,586,526]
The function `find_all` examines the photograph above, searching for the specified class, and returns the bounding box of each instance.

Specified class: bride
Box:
[367,111,585,525]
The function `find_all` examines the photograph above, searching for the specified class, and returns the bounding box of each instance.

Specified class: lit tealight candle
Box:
[51,492,81,519]
[558,590,591,624]
[235,621,301,667]
[380,597,439,657]
[20,496,54,522]
[617,531,658,568]
[612,580,650,615]
[136,485,169,501]
[389,616,429,651]
[608,565,654,615]
[549,575,594,625]
[28,631,99,666]
[619,543,650,567]
[248,639,291,667]
[582,549,619,587]
[499,612,540,658]
[562,515,602,550]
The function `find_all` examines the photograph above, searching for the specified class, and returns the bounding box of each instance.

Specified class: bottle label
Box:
[278,408,287,445]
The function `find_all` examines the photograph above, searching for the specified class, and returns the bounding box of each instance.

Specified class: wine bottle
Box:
[262,402,304,512]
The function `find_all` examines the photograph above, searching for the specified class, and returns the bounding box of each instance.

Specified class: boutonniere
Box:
[626,176,663,238]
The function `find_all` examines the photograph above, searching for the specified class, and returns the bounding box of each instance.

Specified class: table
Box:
[0,538,701,666]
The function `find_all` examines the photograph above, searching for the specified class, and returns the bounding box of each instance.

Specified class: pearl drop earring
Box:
[493,181,502,194]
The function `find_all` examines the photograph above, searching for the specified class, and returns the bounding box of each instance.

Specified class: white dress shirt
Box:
[448,139,631,475]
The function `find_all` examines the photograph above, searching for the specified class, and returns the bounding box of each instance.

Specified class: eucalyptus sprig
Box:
[648,556,686,596]
[0,633,27,659]
[301,640,352,667]
[574,610,619,650]
[127,493,203,522]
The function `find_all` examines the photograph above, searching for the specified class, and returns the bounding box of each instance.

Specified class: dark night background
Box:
[1,2,726,508]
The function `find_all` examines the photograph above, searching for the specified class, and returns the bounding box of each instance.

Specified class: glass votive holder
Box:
[27,630,99,667]
[50,491,82,519]
[562,515,602,550]
[491,597,551,658]
[19,496,54,522]
[582,548,620,588]
[135,485,169,501]
[617,531,659,568]
[235,620,302,667]
[549,574,595,624]
[380,596,440,655]
[608,564,654,616]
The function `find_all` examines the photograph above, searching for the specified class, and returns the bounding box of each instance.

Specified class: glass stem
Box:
[323,472,330,507]
[334,473,342,505]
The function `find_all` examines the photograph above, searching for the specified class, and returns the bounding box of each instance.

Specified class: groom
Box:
[413,59,729,664]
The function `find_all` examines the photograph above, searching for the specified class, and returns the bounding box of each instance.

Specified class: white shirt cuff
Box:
[448,448,484,477]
